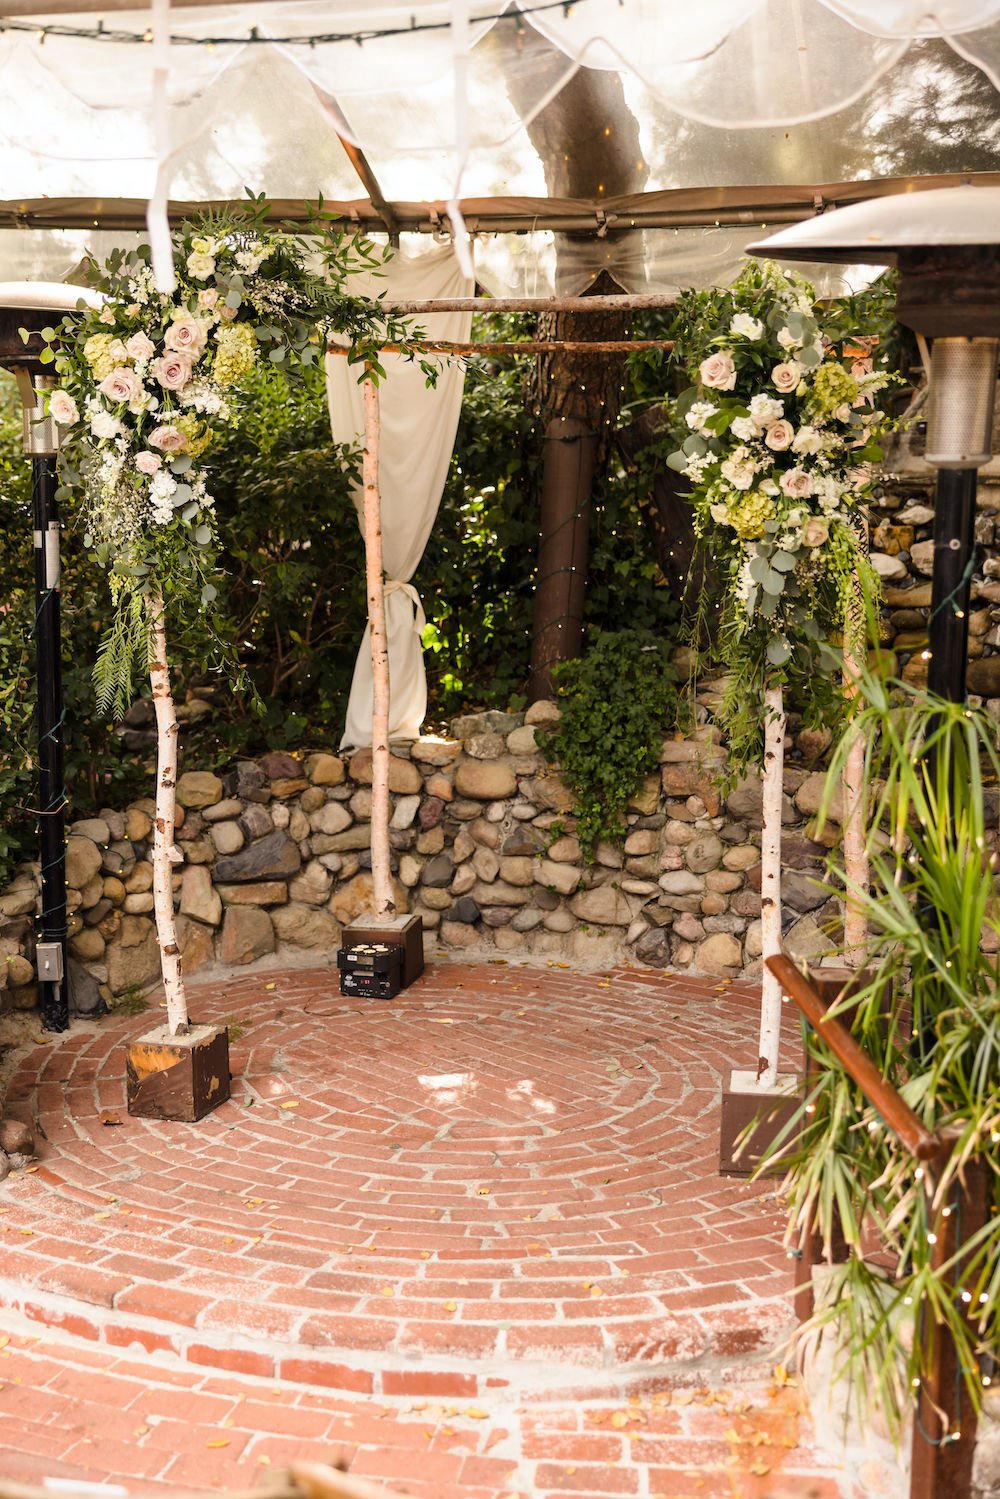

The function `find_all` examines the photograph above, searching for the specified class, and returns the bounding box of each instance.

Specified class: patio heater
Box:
[0,282,102,1031]
[747,185,1000,702]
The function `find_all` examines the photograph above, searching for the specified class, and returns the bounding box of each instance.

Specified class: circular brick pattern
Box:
[1,963,795,1390]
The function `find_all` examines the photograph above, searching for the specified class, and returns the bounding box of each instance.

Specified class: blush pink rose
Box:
[764,420,794,452]
[803,517,830,548]
[699,351,737,391]
[165,316,208,357]
[148,424,185,452]
[198,288,219,309]
[126,332,156,362]
[48,390,79,425]
[151,351,194,391]
[779,467,814,499]
[135,451,162,474]
[98,366,143,405]
[771,362,802,393]
[217,302,238,322]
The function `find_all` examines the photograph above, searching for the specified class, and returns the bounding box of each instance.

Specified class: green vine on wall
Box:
[539,629,680,861]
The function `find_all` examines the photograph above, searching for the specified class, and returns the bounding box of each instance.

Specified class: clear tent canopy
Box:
[1,0,1000,296]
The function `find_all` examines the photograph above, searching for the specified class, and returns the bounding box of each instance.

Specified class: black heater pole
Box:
[28,382,69,1033]
[926,467,979,703]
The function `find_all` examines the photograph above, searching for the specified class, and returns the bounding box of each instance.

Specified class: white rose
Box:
[699,352,737,391]
[48,390,78,426]
[749,393,784,425]
[186,251,216,280]
[771,362,803,393]
[764,420,794,452]
[729,312,764,340]
[777,326,803,351]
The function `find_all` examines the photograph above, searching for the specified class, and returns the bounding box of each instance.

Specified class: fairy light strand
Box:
[1,0,603,49]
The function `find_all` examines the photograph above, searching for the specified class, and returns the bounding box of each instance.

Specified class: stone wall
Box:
[0,702,856,1013]
[3,454,1000,1014]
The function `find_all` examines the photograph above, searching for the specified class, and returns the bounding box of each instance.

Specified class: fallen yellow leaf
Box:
[464,1408,489,1419]
[278,1100,299,1110]
[205,1439,229,1448]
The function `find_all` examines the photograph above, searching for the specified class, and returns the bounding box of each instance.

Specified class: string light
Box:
[0,0,601,48]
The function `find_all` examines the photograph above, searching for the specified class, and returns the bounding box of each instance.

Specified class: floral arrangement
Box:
[37,197,422,716]
[666,261,900,771]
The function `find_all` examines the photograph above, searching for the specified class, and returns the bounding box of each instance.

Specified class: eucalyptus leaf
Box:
[799,344,823,368]
[766,637,792,666]
[771,550,797,573]
[170,455,193,474]
[666,450,690,472]
[194,524,212,545]
[761,568,786,596]
[201,583,218,605]
[749,555,772,586]
[181,502,199,521]
[171,483,193,506]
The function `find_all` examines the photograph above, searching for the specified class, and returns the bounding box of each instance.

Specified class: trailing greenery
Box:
[539,628,681,860]
[773,650,1000,1437]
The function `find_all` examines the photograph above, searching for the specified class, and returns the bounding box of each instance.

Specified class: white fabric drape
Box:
[326,242,473,749]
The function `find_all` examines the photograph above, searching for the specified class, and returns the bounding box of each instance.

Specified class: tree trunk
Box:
[492,18,647,701]
[758,683,785,1089]
[362,374,394,920]
[527,273,631,700]
[146,590,187,1036]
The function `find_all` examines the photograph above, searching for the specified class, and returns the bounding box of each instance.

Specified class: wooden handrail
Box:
[765,955,942,1162]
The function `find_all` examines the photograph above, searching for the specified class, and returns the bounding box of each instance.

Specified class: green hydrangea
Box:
[808,362,860,418]
[725,488,777,540]
[213,323,259,388]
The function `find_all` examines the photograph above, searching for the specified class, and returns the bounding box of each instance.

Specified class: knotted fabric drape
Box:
[326,242,473,748]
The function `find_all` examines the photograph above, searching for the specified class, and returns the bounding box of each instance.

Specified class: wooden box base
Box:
[126,1022,231,1122]
[342,914,424,989]
[719,1069,801,1177]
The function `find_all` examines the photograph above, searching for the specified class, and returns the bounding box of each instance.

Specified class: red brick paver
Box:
[0,961,849,1495]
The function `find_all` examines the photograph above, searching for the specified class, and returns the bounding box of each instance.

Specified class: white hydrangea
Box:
[719,446,758,491]
[150,471,178,503]
[90,408,123,440]
[813,474,843,510]
[730,415,760,441]
[791,425,825,455]
[749,393,784,425]
[685,400,718,436]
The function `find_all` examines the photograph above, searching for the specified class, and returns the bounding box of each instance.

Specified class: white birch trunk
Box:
[362,373,394,920]
[146,591,188,1035]
[757,682,785,1089]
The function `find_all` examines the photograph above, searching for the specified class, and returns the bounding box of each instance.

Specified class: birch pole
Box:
[146,590,188,1035]
[362,371,395,920]
[757,681,785,1089]
[841,551,869,967]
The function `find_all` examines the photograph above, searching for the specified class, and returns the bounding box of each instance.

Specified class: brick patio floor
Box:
[0,959,855,1498]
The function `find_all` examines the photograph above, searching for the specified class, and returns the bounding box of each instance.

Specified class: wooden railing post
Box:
[767,954,987,1499]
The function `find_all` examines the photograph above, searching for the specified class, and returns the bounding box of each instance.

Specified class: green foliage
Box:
[540,629,680,860]
[775,652,1000,1437]
[418,315,677,715]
